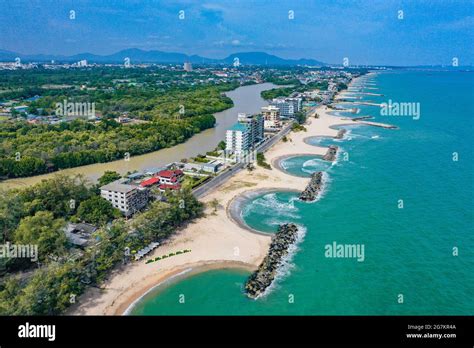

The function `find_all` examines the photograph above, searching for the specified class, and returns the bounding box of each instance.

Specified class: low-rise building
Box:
[184,160,223,173]
[140,176,160,188]
[158,183,181,192]
[157,169,184,184]
[64,223,97,248]
[100,180,149,217]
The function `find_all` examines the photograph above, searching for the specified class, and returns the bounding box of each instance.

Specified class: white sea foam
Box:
[301,158,333,175]
[302,158,320,167]
[242,193,300,219]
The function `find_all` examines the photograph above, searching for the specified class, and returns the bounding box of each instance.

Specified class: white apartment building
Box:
[261,105,281,129]
[226,113,264,154]
[183,62,193,72]
[226,122,250,155]
[270,97,302,118]
[237,113,264,145]
[100,180,149,217]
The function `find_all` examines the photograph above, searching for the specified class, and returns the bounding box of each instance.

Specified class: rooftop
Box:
[100,180,137,193]
[158,169,183,178]
[229,122,248,132]
[140,176,160,187]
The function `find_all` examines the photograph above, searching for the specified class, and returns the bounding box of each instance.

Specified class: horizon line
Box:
[0,47,472,68]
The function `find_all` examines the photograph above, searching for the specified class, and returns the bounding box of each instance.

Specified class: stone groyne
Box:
[299,171,324,202]
[323,145,338,161]
[244,223,299,299]
[335,129,347,139]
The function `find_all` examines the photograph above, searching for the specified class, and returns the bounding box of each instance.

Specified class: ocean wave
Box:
[242,192,300,219]
[301,158,333,175]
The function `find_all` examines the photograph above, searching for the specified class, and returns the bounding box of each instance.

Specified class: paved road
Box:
[193,121,294,199]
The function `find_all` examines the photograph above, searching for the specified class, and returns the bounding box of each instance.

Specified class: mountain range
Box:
[0,48,326,66]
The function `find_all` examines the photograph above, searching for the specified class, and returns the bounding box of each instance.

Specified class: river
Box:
[0,83,277,190]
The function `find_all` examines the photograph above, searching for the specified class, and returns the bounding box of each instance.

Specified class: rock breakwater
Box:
[323,145,338,161]
[299,171,324,201]
[245,223,299,299]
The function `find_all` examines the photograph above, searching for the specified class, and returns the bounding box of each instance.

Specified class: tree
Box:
[13,211,67,261]
[217,140,226,150]
[294,111,307,124]
[98,171,121,186]
[208,198,219,213]
[76,196,121,225]
[256,153,271,169]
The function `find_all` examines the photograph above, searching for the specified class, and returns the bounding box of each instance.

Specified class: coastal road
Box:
[193,121,294,199]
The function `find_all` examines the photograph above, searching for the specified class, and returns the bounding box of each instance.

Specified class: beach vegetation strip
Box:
[145,249,192,264]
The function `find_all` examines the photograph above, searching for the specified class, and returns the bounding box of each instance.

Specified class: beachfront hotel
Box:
[100,180,149,217]
[261,105,281,129]
[226,113,264,154]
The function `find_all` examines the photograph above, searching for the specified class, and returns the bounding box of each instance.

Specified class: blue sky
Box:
[0,0,472,65]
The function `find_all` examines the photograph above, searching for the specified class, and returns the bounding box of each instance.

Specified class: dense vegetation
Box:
[261,80,329,100]
[0,115,215,178]
[0,68,240,178]
[0,174,203,315]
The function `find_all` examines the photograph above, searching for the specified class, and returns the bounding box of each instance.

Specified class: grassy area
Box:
[256,153,271,169]
[291,123,307,132]
[181,175,210,189]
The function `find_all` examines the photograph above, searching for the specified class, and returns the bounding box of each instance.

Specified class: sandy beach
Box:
[70,75,385,316]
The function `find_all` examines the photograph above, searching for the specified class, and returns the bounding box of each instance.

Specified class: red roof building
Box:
[157,169,184,184]
[140,176,160,187]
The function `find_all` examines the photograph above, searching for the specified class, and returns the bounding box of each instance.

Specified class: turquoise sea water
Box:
[131,71,474,315]
[279,155,333,177]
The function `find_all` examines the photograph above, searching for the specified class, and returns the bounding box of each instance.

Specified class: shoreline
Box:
[120,260,256,315]
[69,73,395,315]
